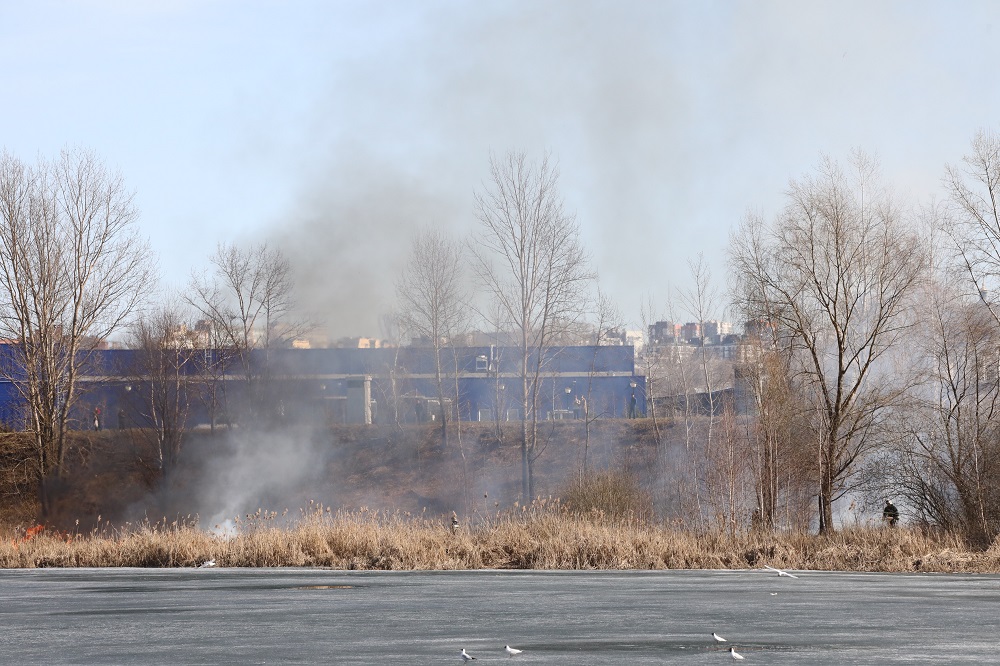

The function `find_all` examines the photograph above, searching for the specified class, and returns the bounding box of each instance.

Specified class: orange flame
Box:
[11,524,45,549]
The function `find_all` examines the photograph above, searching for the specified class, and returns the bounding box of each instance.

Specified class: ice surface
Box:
[0,567,995,664]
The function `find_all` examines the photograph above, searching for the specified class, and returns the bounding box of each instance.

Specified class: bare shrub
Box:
[559,471,653,521]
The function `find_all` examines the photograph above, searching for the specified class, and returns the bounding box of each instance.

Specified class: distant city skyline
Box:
[3,1,999,338]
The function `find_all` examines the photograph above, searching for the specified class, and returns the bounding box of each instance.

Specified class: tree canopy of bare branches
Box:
[945,129,1000,319]
[0,148,152,515]
[730,151,926,533]
[188,242,301,351]
[187,241,308,426]
[124,299,197,478]
[395,226,468,446]
[471,151,594,499]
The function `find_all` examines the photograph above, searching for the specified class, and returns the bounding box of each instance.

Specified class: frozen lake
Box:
[0,567,998,664]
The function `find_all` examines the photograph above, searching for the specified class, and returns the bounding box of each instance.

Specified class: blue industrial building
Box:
[0,345,646,430]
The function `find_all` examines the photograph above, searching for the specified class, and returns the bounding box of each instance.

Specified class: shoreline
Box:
[3,510,997,573]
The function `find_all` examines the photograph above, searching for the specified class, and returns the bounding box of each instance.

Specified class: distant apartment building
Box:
[648,320,734,346]
[701,320,733,344]
[680,322,701,342]
[649,321,682,344]
[602,328,644,351]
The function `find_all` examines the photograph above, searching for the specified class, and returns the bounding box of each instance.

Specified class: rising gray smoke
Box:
[263,2,711,340]
[264,1,954,339]
[276,153,468,342]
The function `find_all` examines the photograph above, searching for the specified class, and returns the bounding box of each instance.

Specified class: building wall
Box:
[0,345,644,429]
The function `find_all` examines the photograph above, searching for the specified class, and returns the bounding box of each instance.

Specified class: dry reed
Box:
[2,504,999,572]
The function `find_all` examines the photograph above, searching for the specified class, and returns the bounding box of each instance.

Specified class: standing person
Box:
[882,500,899,527]
[93,407,101,431]
[628,392,637,419]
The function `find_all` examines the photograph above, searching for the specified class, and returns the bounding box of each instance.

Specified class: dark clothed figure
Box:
[883,501,899,527]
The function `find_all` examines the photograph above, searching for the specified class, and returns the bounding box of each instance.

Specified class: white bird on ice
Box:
[712,633,727,642]
[764,565,798,579]
[730,647,745,660]
[504,644,523,656]
[199,559,216,568]
[460,648,476,661]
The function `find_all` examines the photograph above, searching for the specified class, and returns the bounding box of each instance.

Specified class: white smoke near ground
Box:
[190,428,336,530]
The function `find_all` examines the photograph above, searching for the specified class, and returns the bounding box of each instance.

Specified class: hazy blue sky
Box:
[3,1,999,338]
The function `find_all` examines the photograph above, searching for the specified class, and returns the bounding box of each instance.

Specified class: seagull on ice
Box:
[504,645,523,656]
[764,565,798,579]
[712,633,727,642]
[729,647,745,660]
[460,648,476,661]
[199,559,216,568]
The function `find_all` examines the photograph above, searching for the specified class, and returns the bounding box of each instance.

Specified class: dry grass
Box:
[0,425,995,571]
[3,503,1000,572]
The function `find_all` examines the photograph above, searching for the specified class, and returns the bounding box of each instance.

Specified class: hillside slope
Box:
[1,420,662,531]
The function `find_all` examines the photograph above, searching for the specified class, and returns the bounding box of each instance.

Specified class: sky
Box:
[2,0,999,339]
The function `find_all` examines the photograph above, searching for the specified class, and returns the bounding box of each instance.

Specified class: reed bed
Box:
[2,505,999,572]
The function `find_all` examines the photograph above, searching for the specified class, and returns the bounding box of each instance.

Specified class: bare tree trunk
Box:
[470,151,593,502]
[0,148,152,516]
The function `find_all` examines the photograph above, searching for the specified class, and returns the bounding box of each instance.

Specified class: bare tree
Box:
[868,129,1000,542]
[377,311,408,428]
[679,254,724,455]
[644,291,710,525]
[730,151,926,533]
[639,295,666,437]
[123,299,197,478]
[679,255,738,528]
[944,129,1000,317]
[187,241,308,426]
[395,226,467,447]
[483,299,513,443]
[470,151,594,500]
[731,328,815,531]
[580,288,623,476]
[0,148,152,515]
[880,279,1000,545]
[709,399,753,535]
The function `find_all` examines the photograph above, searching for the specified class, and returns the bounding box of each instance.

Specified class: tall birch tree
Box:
[471,151,594,499]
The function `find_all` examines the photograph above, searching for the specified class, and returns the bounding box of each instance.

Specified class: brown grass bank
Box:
[2,507,999,572]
